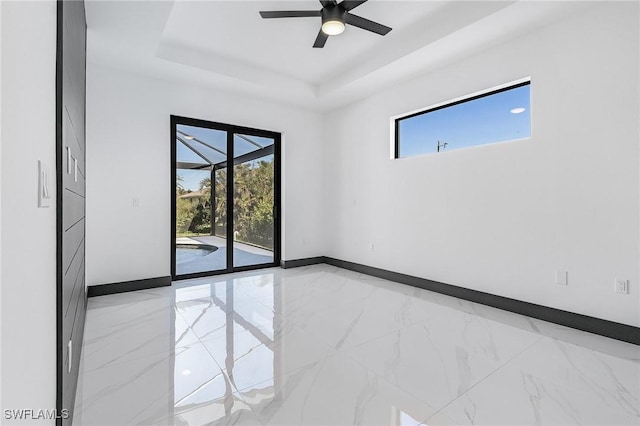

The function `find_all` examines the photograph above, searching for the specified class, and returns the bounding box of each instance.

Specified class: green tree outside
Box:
[176,159,274,250]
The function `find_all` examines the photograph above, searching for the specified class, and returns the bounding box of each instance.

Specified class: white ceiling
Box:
[85,0,591,111]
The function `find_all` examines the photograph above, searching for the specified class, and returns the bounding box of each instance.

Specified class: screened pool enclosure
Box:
[171,116,281,279]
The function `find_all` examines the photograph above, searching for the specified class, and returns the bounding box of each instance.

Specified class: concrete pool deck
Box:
[176,235,274,275]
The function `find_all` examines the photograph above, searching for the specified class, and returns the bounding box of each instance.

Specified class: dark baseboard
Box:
[322,257,640,346]
[84,259,640,344]
[281,257,325,269]
[88,276,171,297]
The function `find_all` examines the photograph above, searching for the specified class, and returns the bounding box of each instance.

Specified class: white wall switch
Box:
[615,279,629,294]
[67,340,73,373]
[38,160,51,208]
[556,271,568,285]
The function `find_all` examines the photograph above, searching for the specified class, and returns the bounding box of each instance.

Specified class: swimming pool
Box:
[176,244,218,264]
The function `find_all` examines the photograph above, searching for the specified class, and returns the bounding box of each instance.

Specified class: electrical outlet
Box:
[615,279,629,295]
[556,271,568,286]
[369,243,375,252]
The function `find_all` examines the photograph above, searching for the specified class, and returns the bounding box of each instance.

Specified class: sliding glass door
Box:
[232,133,276,268]
[174,125,227,276]
[171,116,280,279]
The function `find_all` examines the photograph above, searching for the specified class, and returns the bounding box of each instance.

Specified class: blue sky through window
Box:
[178,125,227,153]
[178,169,210,192]
[397,83,530,158]
[176,141,208,165]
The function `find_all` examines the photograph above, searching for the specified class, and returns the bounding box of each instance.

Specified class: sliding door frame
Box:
[170,115,281,280]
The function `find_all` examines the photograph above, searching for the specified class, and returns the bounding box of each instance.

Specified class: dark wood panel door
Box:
[56,1,87,424]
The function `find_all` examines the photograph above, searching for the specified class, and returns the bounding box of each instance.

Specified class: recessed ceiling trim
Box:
[155,40,318,99]
[86,1,599,112]
[317,1,516,98]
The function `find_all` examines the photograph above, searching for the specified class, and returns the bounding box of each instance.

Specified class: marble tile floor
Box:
[73,264,639,426]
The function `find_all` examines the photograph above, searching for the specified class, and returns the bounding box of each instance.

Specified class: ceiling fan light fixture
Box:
[321,19,345,35]
[259,1,391,48]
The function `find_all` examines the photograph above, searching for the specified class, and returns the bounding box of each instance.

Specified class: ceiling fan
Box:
[259,0,392,48]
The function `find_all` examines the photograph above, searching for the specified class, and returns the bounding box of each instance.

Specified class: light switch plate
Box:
[556,271,568,285]
[67,340,72,373]
[615,279,629,294]
[38,160,51,208]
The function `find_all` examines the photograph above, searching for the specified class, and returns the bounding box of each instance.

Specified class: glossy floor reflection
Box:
[73,264,639,425]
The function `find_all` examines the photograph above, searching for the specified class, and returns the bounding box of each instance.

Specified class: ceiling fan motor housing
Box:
[322,5,345,26]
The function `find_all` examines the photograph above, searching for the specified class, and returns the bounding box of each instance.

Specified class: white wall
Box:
[0,0,4,411]
[86,64,325,285]
[1,0,57,422]
[323,2,639,327]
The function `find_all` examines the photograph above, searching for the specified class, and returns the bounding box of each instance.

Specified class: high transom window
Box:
[394,80,531,158]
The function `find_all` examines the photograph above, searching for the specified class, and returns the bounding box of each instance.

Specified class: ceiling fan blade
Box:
[313,30,329,48]
[344,12,391,35]
[339,1,367,12]
[260,10,321,19]
[320,1,338,7]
